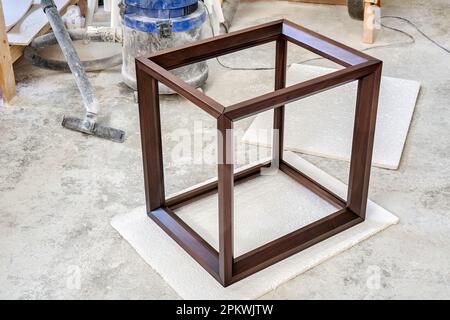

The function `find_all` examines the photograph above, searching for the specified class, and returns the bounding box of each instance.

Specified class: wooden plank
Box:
[0,0,16,102]
[1,0,77,102]
[9,0,76,63]
[10,46,25,63]
[363,0,381,44]
[7,0,73,46]
[78,0,88,17]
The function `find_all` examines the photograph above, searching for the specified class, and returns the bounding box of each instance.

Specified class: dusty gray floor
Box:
[1,0,449,299]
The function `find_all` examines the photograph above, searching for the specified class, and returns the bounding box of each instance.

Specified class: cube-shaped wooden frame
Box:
[135,19,382,287]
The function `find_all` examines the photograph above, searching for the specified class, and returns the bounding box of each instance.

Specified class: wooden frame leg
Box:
[273,38,288,165]
[347,63,382,218]
[136,65,165,212]
[0,0,16,103]
[217,115,234,286]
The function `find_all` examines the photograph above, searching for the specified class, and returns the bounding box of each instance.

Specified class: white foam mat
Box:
[243,64,420,170]
[111,152,398,299]
[3,0,33,32]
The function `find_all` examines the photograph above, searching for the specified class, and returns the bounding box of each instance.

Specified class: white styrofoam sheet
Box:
[111,152,398,299]
[242,64,421,170]
[7,0,71,46]
[3,0,33,32]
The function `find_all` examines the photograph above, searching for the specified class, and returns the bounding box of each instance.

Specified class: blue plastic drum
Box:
[121,0,208,93]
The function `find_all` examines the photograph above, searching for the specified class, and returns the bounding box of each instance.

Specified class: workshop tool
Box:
[40,0,125,142]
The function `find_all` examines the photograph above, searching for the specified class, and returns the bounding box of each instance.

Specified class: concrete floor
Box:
[1,0,449,299]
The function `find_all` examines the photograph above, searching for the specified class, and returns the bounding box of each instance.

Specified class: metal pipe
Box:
[40,0,98,116]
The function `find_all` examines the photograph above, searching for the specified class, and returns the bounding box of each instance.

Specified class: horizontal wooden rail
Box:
[149,207,221,282]
[146,20,283,70]
[232,208,362,281]
[280,160,346,208]
[282,20,375,67]
[136,59,225,118]
[166,160,271,209]
[224,60,381,121]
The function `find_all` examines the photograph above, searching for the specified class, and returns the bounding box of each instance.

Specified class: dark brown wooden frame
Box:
[136,19,382,287]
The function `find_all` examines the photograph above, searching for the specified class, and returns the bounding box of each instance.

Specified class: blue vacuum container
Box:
[121,0,208,93]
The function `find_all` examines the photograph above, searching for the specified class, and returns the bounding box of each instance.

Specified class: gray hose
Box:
[24,28,122,72]
[40,0,97,115]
